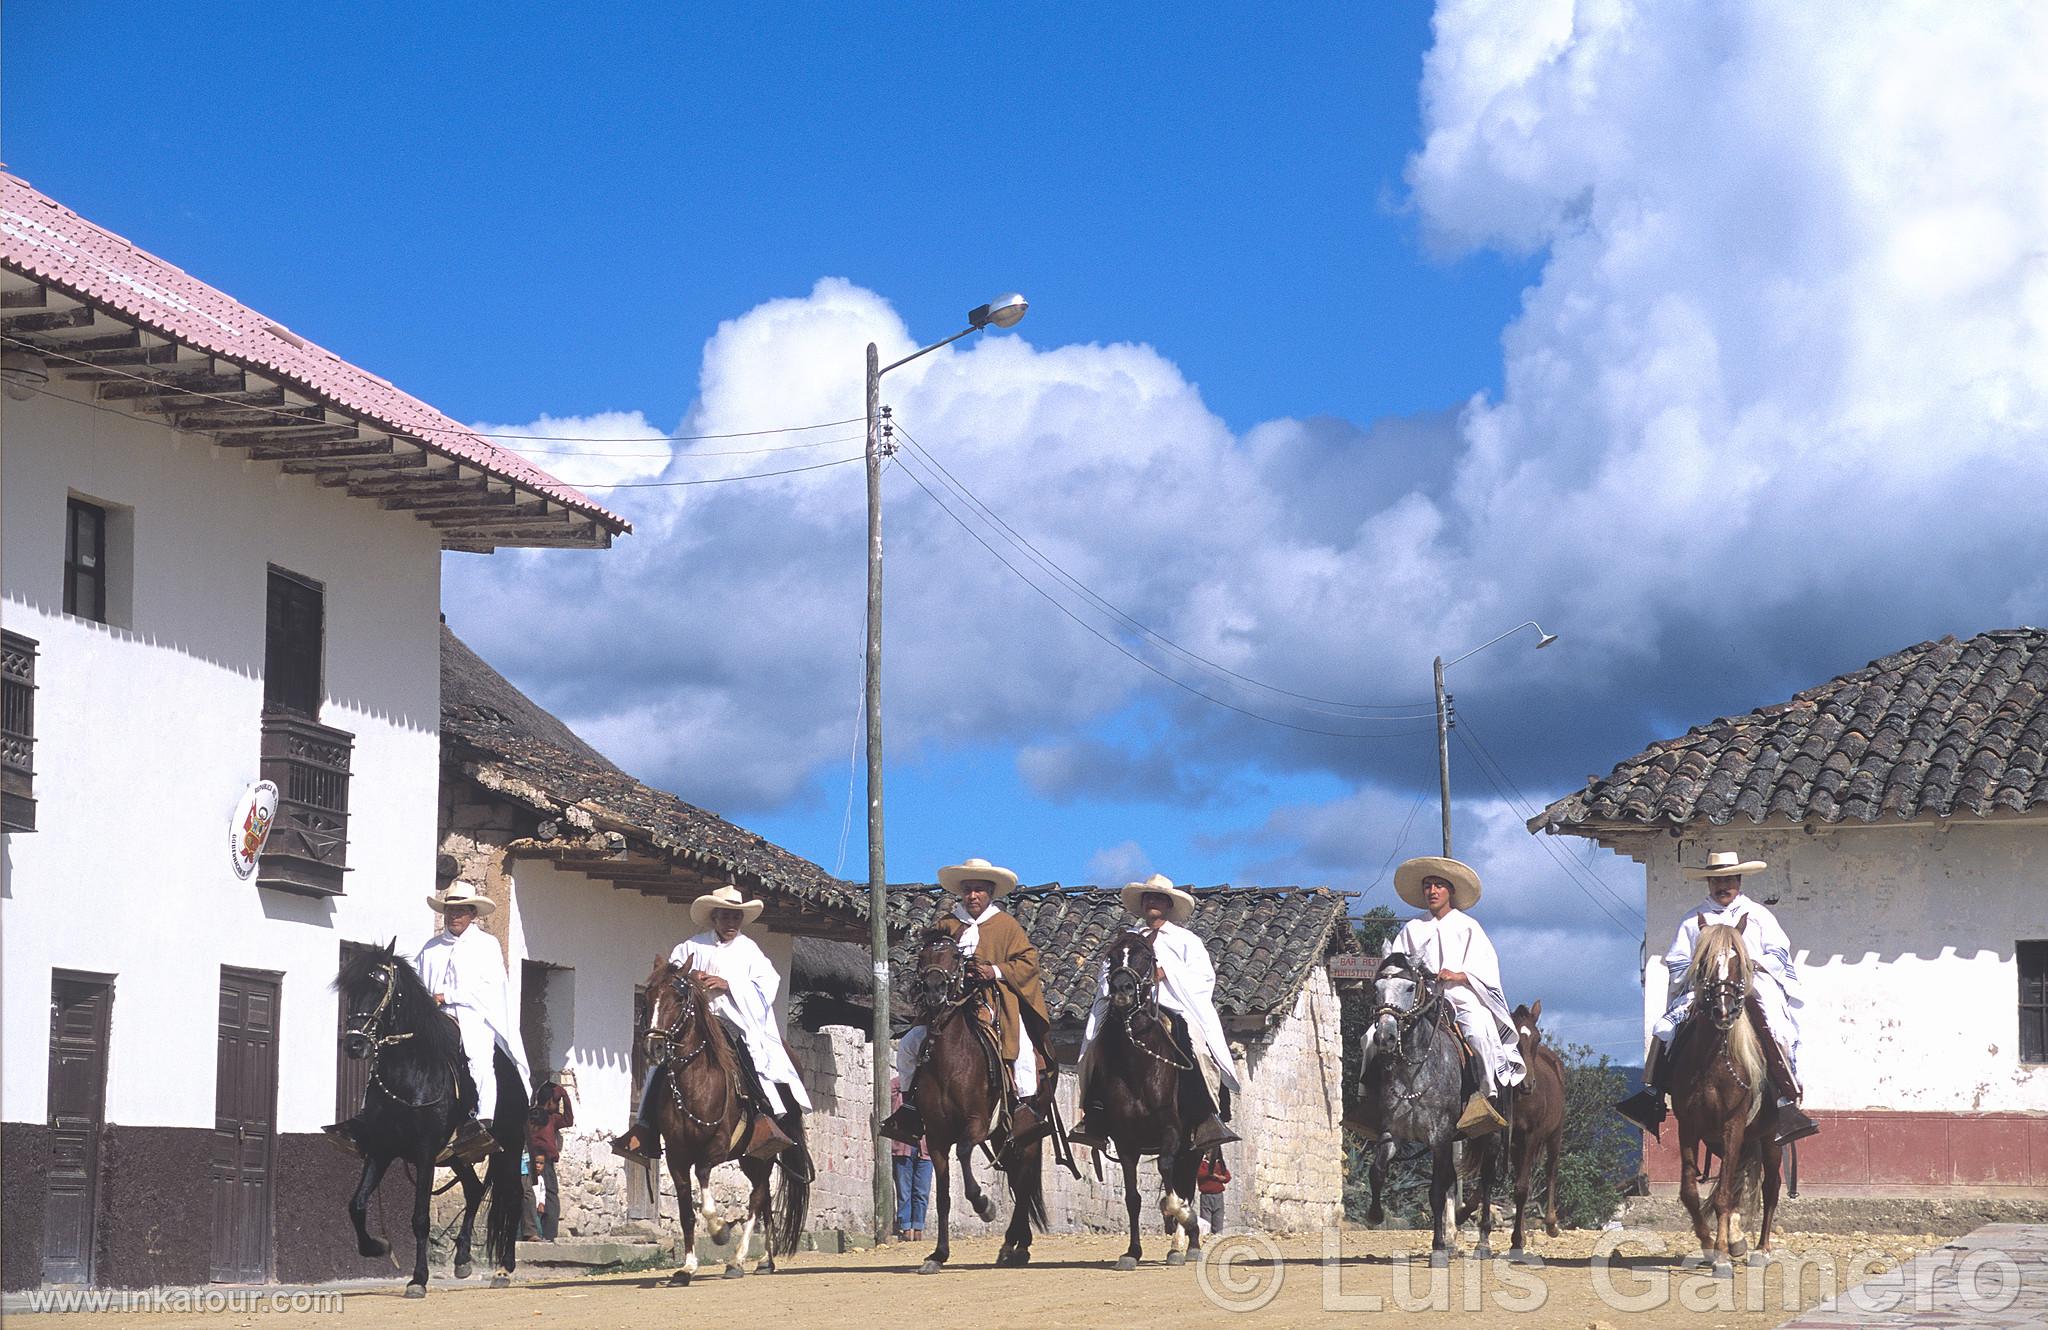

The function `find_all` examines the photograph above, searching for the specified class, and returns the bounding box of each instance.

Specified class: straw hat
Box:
[1393,856,1483,911]
[937,857,1019,899]
[690,882,765,928]
[1119,873,1196,924]
[426,880,496,917]
[1683,850,1768,879]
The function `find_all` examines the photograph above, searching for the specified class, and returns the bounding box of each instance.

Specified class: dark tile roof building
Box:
[441,625,869,938]
[1535,628,2048,834]
[797,883,1360,1038]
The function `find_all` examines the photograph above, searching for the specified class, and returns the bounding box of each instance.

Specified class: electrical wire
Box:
[1357,791,1429,900]
[888,448,1436,740]
[560,453,866,488]
[890,418,1436,718]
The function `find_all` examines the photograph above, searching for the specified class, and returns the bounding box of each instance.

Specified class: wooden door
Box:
[211,968,280,1284]
[625,984,657,1220]
[44,972,113,1285]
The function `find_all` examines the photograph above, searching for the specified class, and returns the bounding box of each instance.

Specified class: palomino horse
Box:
[1083,931,1208,1270]
[902,924,1048,1273]
[1356,951,1494,1264]
[641,957,810,1285]
[1469,1001,1564,1261]
[334,943,521,1296]
[1670,919,1783,1276]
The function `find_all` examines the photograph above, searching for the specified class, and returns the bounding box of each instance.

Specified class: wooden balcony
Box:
[256,708,352,896]
[2,631,35,833]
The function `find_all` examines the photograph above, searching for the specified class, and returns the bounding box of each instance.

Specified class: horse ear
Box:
[1530,999,1542,1021]
[1736,915,1748,934]
[1695,912,1706,931]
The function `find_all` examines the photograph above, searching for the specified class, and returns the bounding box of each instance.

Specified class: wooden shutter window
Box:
[2020,941,2048,1066]
[1,631,35,832]
[262,567,324,719]
[64,498,108,623]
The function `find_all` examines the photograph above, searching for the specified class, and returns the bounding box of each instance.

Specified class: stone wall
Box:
[1235,968,1346,1233]
[789,1024,875,1233]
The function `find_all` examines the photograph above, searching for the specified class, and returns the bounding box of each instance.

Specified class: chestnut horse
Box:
[1669,919,1782,1276]
[1083,931,1206,1270]
[640,957,809,1285]
[1463,1001,1563,1261]
[902,924,1048,1274]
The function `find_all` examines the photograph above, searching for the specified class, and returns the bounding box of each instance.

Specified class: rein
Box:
[1367,966,1448,1106]
[1108,944,1192,1072]
[646,972,737,1133]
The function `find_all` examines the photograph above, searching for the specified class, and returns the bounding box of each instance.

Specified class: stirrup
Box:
[1613,1090,1667,1141]
[1188,1117,1239,1151]
[1456,1092,1507,1138]
[321,1121,364,1159]
[745,1114,795,1160]
[878,1104,925,1146]
[609,1127,659,1164]
[1066,1121,1110,1151]
[1774,1103,1821,1146]
[1005,1101,1053,1150]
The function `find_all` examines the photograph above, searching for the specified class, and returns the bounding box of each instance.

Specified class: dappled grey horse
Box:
[1355,951,1494,1264]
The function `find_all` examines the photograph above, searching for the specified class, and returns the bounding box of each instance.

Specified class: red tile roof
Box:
[0,171,628,538]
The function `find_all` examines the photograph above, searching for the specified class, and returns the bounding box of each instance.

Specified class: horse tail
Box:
[1010,1142,1049,1233]
[480,1052,525,1273]
[773,1113,811,1256]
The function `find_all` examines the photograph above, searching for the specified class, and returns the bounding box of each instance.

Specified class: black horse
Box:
[333,942,522,1296]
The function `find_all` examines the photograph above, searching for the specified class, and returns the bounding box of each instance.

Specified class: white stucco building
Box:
[0,171,626,1290]
[1535,629,2048,1197]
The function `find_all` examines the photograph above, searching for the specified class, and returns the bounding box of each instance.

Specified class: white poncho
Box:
[671,931,812,1115]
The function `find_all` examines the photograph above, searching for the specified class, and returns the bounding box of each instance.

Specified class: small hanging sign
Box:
[230,780,280,879]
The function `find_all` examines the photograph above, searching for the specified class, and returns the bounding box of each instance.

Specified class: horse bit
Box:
[347,963,449,1109]
[1369,966,1443,1104]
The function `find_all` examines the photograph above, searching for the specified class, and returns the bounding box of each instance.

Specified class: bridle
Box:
[1108,934,1192,1071]
[1693,941,1755,1091]
[345,962,450,1109]
[644,967,735,1131]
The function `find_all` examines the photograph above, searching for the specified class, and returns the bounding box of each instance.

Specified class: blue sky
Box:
[12,3,2043,1059]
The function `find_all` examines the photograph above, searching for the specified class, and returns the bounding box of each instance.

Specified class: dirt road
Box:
[29,1227,1962,1329]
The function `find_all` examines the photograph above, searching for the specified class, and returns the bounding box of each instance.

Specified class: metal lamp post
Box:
[1433,620,1557,856]
[865,293,1028,1240]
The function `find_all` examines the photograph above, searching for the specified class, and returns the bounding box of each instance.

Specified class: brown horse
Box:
[1668,920,1782,1276]
[1082,931,1208,1270]
[902,925,1048,1274]
[640,957,809,1285]
[1491,1001,1565,1259]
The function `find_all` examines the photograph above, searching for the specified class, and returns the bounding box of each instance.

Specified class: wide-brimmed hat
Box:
[1683,850,1768,879]
[426,880,496,917]
[1394,856,1482,911]
[937,857,1018,899]
[1120,873,1196,923]
[690,883,765,928]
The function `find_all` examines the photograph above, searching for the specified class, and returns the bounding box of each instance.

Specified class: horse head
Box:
[1103,931,1158,1012]
[1691,918,1753,1031]
[334,938,416,1060]
[908,926,968,1017]
[1510,999,1544,1067]
[642,956,716,1061]
[1366,952,1441,1061]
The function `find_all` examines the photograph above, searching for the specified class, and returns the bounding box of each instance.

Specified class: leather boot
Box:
[1006,1100,1055,1150]
[745,1113,795,1160]
[878,1103,925,1146]
[440,1117,496,1165]
[1774,1101,1821,1145]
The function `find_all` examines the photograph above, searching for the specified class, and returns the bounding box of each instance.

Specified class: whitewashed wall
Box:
[1,384,445,1133]
[1639,821,2048,1113]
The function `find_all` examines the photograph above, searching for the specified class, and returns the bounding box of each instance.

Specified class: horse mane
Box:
[334,939,460,1065]
[924,918,966,944]
[1100,929,1154,964]
[1691,923,1765,1117]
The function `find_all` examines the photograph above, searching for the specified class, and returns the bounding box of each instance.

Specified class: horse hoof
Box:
[404,1284,426,1299]
[453,1261,472,1280]
[1165,1251,1186,1267]
[1747,1250,1773,1269]
[490,1273,511,1289]
[973,1197,997,1222]
[722,1264,745,1280]
[668,1269,692,1287]
[1429,1250,1449,1269]
[1729,1238,1749,1258]
[1366,1204,1384,1226]
[755,1260,775,1274]
[918,1259,943,1275]
[1474,1244,1492,1261]
[1545,1223,1561,1238]
[359,1237,390,1259]
[1507,1248,1542,1267]
[1713,1260,1734,1280]
[1115,1256,1138,1272]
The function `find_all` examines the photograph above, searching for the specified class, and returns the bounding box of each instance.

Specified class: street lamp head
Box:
[968,293,1029,330]
[1536,631,1559,649]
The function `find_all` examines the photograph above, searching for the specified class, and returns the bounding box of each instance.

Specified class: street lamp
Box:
[1433,620,1556,856]
[865,294,1028,1240]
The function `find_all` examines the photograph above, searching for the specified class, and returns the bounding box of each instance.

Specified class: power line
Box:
[562,453,866,488]
[1456,713,1645,922]
[889,448,1437,740]
[492,432,863,459]
[890,418,1436,718]
[1358,792,1429,899]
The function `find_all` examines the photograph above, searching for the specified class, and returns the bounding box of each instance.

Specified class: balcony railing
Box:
[257,708,352,896]
[2,631,35,833]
